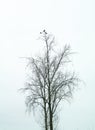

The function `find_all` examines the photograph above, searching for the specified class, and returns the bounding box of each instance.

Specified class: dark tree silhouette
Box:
[21,30,79,130]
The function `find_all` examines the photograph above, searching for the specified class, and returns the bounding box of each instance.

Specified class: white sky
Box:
[0,0,95,130]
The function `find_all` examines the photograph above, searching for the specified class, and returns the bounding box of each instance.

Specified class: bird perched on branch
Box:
[40,29,47,34]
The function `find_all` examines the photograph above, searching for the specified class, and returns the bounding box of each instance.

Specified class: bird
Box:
[43,29,47,34]
[40,29,47,34]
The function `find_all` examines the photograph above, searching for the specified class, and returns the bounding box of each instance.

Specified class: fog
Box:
[0,0,95,129]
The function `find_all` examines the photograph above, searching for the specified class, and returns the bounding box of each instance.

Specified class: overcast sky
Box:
[0,0,95,130]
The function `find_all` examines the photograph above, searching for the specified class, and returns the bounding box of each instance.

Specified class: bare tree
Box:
[21,30,79,130]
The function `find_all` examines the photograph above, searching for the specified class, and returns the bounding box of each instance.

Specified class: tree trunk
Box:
[44,104,48,130]
[48,84,53,130]
[49,107,53,130]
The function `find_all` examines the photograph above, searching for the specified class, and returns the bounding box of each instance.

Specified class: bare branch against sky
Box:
[21,30,80,130]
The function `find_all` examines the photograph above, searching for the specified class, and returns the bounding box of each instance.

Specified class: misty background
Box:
[0,0,95,130]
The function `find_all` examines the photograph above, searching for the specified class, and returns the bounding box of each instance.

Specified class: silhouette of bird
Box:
[40,29,47,34]
[43,29,47,34]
